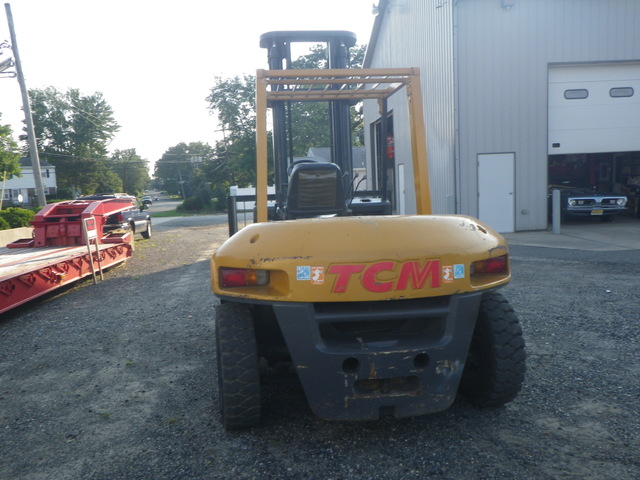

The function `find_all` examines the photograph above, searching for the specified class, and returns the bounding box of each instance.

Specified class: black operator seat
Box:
[285,161,348,219]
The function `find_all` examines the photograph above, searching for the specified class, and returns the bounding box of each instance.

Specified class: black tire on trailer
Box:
[141,220,152,239]
[458,291,526,407]
[215,302,261,430]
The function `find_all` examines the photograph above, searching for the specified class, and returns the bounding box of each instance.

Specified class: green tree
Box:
[350,44,366,69]
[28,86,120,194]
[110,148,150,195]
[206,75,262,187]
[205,43,366,187]
[0,114,22,181]
[92,162,123,194]
[289,44,366,154]
[290,43,366,69]
[154,142,215,198]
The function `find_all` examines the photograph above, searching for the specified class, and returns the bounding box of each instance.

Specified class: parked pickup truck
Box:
[77,194,152,239]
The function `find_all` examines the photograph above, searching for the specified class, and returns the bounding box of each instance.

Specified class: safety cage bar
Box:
[254,67,432,223]
[258,67,419,102]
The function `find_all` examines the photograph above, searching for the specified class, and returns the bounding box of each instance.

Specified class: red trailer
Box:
[0,196,147,314]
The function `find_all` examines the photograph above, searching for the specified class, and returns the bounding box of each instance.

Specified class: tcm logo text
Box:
[327,260,440,293]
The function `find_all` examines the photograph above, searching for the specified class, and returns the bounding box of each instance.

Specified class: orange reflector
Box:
[471,255,508,275]
[220,268,269,287]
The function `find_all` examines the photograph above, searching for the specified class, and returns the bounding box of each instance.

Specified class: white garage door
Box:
[548,63,640,155]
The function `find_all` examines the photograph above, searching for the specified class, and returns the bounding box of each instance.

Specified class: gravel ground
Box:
[1,216,638,480]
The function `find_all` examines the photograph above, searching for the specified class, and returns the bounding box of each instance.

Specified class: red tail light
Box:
[471,255,508,275]
[220,268,269,287]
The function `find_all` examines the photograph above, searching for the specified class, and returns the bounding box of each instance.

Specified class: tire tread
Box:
[459,291,526,407]
[215,303,261,430]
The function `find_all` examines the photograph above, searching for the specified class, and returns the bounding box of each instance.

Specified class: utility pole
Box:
[4,3,47,207]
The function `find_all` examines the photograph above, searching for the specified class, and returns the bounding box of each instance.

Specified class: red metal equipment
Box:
[0,198,136,314]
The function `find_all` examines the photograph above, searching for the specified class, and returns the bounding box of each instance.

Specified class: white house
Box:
[363,0,640,232]
[1,157,57,206]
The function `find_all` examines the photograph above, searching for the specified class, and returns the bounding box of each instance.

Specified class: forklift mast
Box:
[259,31,357,213]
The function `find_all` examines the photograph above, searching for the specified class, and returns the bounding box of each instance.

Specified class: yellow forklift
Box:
[211,31,525,430]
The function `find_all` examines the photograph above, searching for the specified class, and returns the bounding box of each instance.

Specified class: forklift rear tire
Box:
[215,302,261,430]
[458,292,526,407]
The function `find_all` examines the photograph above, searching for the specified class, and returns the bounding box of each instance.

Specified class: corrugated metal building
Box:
[363,0,640,232]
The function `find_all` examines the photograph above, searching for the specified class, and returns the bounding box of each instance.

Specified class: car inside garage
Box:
[548,63,640,219]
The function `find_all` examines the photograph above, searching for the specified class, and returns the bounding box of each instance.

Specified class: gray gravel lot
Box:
[1,216,639,480]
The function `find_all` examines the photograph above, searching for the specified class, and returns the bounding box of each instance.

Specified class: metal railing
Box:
[227,194,276,236]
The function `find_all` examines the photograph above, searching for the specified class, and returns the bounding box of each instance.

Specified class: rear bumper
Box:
[271,291,483,420]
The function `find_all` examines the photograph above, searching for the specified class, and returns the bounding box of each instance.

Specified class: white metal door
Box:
[478,153,515,233]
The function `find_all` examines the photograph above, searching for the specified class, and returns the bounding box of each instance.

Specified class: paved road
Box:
[149,201,183,214]
[152,214,229,228]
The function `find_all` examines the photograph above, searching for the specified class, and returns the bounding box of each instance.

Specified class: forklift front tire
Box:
[215,302,261,430]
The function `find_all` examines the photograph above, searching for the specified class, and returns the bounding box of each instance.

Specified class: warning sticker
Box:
[296,266,311,281]
[453,264,465,279]
[310,266,325,285]
[442,265,454,284]
[443,264,465,283]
